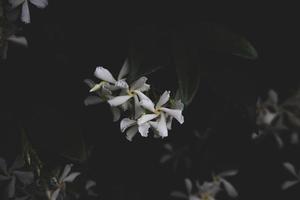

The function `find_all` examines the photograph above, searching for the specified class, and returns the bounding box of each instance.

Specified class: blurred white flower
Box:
[0,156,34,199]
[214,170,239,198]
[9,0,48,23]
[46,164,80,200]
[282,162,300,190]
[160,143,191,172]
[137,90,184,137]
[85,179,99,197]
[171,170,238,200]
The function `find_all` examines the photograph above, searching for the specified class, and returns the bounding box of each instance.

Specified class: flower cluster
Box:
[171,170,238,200]
[254,89,299,148]
[84,59,185,141]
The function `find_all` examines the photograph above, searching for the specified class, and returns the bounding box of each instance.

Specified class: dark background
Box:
[1,1,300,199]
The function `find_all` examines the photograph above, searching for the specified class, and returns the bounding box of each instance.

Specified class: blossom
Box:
[171,170,238,200]
[213,170,238,198]
[46,164,80,200]
[120,117,150,141]
[107,76,150,110]
[137,90,184,137]
[0,156,34,199]
[281,162,300,190]
[89,59,130,93]
[84,60,185,140]
[9,0,48,24]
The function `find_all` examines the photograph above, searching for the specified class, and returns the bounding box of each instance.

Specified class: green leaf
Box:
[193,22,258,60]
[172,23,258,106]
[127,26,170,82]
[24,106,87,163]
[172,31,202,106]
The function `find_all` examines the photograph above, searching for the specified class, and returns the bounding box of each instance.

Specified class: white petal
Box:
[115,79,129,89]
[89,84,102,92]
[94,66,116,84]
[130,76,148,91]
[134,95,144,119]
[84,96,104,106]
[111,107,121,122]
[160,107,184,124]
[184,178,193,194]
[9,0,25,8]
[139,83,150,92]
[138,123,150,137]
[283,162,298,178]
[125,126,138,141]
[140,99,156,113]
[51,188,61,200]
[59,164,72,182]
[281,180,299,190]
[121,100,130,111]
[166,116,173,130]
[274,134,284,149]
[107,95,132,107]
[84,79,96,88]
[157,113,168,138]
[221,178,238,198]
[21,0,30,23]
[63,172,80,182]
[118,58,130,80]
[291,132,299,144]
[160,154,172,163]
[135,90,152,101]
[7,35,28,47]
[120,118,136,132]
[85,180,96,190]
[29,0,48,8]
[137,114,158,125]
[156,91,170,108]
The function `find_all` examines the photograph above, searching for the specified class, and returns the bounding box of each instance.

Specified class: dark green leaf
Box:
[172,31,202,106]
[127,26,170,82]
[192,23,258,60]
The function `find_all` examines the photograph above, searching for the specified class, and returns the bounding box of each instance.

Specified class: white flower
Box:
[107,76,150,109]
[137,90,184,138]
[9,0,48,24]
[282,162,300,190]
[171,171,238,200]
[90,59,130,92]
[214,170,239,198]
[196,181,220,200]
[0,156,34,199]
[120,118,151,141]
[46,164,80,200]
